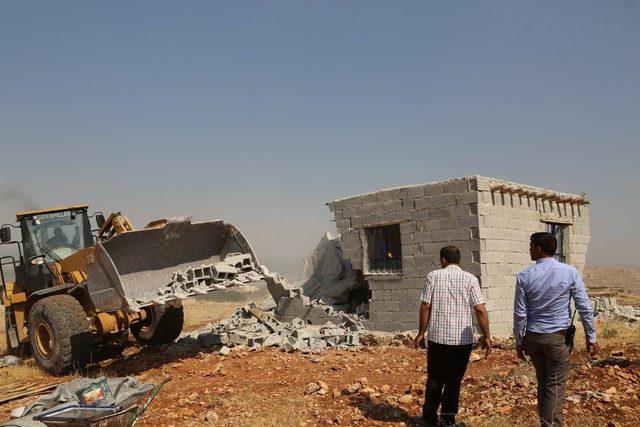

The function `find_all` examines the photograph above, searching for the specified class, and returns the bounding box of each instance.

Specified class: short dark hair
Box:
[440,246,461,264]
[530,232,557,256]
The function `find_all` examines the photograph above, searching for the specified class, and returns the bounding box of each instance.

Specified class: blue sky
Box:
[1,1,638,266]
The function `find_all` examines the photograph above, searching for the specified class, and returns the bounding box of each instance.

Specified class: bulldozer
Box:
[0,205,266,374]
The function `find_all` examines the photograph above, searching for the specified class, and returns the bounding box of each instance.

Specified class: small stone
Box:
[204,411,219,422]
[219,346,231,356]
[360,387,376,396]
[380,384,391,393]
[398,394,414,404]
[516,375,530,388]
[606,387,617,395]
[469,352,482,362]
[305,382,321,395]
[1,355,20,367]
[565,395,580,404]
[343,383,361,395]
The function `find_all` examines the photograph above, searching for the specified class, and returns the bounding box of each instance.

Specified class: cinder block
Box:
[375,189,400,203]
[400,299,420,312]
[433,194,457,208]
[403,244,419,256]
[430,207,450,219]
[413,255,431,269]
[336,219,350,230]
[394,209,413,221]
[414,231,432,242]
[402,186,426,198]
[382,300,401,312]
[475,176,491,191]
[361,193,377,205]
[420,219,441,231]
[456,192,479,205]
[424,184,444,197]
[392,310,415,323]
[400,222,418,234]
[443,180,470,194]
[371,311,393,322]
[383,199,402,212]
[415,198,432,210]
[346,196,364,209]
[390,289,410,300]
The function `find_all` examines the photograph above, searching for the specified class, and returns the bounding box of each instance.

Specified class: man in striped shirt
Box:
[412,246,492,427]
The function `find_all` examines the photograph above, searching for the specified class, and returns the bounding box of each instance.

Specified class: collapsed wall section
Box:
[475,176,591,336]
[328,177,482,332]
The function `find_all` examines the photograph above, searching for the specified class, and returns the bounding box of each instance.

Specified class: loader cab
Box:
[19,208,93,264]
[1,205,98,294]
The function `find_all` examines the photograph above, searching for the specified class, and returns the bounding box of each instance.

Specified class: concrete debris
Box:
[0,355,20,367]
[591,297,640,322]
[301,233,363,306]
[183,301,364,354]
[146,253,266,305]
[265,271,297,305]
[275,292,367,328]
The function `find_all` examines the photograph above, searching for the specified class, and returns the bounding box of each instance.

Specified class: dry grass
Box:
[217,392,305,426]
[181,299,243,332]
[575,318,640,349]
[0,360,57,386]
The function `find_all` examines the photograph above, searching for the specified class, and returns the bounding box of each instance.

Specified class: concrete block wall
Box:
[475,176,591,336]
[327,176,590,336]
[328,177,482,332]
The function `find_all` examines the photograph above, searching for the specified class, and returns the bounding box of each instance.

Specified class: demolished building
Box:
[327,176,591,336]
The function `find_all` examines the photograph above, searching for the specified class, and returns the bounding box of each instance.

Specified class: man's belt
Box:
[527,329,567,336]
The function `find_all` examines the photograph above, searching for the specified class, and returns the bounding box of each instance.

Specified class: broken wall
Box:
[328,177,481,332]
[300,233,363,307]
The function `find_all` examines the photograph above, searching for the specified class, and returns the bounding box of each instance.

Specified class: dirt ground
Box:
[0,317,639,426]
[0,268,639,426]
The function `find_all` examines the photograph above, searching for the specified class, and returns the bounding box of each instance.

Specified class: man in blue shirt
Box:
[514,232,599,427]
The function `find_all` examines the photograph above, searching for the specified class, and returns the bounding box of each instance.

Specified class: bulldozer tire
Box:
[28,295,93,374]
[130,304,184,346]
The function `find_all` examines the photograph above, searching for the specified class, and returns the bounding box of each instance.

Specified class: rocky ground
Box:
[0,316,638,426]
[0,266,639,426]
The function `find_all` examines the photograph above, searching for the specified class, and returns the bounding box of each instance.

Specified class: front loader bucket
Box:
[85,218,264,312]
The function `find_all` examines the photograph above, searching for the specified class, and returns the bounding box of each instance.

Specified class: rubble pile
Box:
[184,302,365,354]
[151,253,266,304]
[592,296,640,322]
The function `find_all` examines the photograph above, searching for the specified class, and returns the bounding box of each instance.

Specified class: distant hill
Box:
[584,266,640,306]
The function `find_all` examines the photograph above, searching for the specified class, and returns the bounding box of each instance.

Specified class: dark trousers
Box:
[423,340,472,425]
[524,332,570,427]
